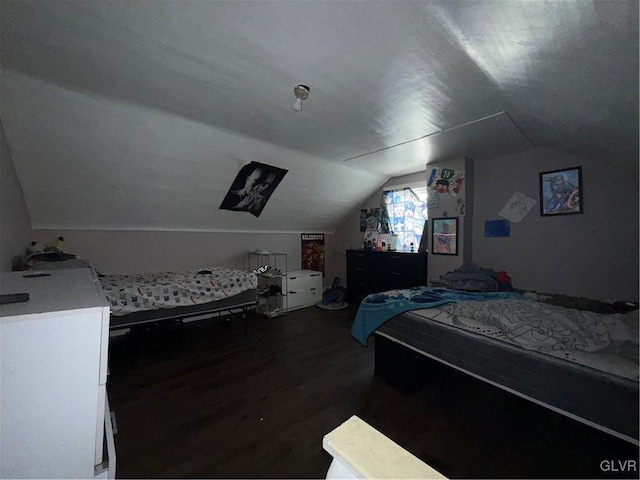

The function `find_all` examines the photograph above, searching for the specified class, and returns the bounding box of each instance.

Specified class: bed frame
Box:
[108,288,257,334]
[374,310,639,446]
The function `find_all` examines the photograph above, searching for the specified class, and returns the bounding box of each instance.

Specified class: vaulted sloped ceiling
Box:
[1,1,637,232]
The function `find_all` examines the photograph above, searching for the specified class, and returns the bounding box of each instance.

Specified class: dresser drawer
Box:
[287,290,319,310]
[284,270,322,311]
[286,271,322,292]
[346,250,427,302]
[347,251,375,275]
[286,275,304,293]
[385,253,417,272]
[348,279,370,301]
[385,254,427,289]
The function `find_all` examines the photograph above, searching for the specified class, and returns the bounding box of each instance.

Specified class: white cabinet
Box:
[0,268,115,479]
[284,270,322,311]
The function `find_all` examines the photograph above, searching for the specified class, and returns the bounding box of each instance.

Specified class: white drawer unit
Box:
[0,268,115,479]
[284,270,323,311]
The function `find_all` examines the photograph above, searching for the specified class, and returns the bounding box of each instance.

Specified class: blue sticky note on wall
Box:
[485,219,510,237]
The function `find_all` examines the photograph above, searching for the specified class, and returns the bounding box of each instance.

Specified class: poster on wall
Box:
[219,161,288,217]
[301,233,325,276]
[431,217,458,255]
[539,166,583,216]
[360,208,381,232]
[427,168,465,196]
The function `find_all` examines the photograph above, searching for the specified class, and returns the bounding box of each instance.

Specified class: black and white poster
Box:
[219,161,288,217]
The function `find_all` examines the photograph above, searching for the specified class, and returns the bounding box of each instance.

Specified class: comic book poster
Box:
[360,208,380,232]
[539,166,582,216]
[301,233,325,276]
[427,167,464,196]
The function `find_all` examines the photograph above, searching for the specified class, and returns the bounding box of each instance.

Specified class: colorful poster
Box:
[427,168,465,196]
[431,217,458,255]
[301,233,325,276]
[360,208,380,232]
[539,167,583,216]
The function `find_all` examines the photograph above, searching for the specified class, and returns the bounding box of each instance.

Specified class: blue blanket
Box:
[351,287,522,346]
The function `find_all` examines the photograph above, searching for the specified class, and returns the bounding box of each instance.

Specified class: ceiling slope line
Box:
[31,225,338,235]
[341,111,509,163]
[502,111,535,149]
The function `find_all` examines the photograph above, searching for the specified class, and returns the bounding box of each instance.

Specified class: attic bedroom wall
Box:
[332,170,428,282]
[473,146,639,303]
[0,119,32,271]
[333,147,638,304]
[426,156,470,281]
[6,72,387,285]
[333,157,471,283]
[30,229,337,284]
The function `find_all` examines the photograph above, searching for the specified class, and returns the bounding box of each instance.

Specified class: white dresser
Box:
[0,268,115,479]
[284,270,323,311]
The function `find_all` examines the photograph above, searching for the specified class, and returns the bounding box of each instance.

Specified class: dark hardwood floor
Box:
[107,305,638,479]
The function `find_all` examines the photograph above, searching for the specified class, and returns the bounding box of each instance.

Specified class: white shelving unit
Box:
[248,252,287,317]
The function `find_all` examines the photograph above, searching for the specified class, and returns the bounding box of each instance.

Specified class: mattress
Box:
[376,303,639,444]
[100,267,257,316]
[108,287,257,328]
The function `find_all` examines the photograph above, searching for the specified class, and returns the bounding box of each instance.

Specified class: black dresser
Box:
[346,249,428,303]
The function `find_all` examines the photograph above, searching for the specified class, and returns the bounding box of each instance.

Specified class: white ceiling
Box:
[1,0,638,232]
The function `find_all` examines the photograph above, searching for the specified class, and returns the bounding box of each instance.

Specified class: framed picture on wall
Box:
[539,166,583,216]
[431,217,458,255]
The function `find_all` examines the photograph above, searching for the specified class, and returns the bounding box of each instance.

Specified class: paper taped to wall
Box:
[499,192,536,223]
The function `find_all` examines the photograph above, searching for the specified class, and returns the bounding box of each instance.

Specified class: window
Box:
[381,186,428,251]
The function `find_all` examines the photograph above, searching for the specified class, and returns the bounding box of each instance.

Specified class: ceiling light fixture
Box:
[292,84,310,112]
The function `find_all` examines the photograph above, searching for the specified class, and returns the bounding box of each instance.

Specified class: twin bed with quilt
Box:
[21,255,257,332]
[351,286,639,445]
[100,267,257,331]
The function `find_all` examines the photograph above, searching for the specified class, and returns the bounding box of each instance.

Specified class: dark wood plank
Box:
[108,306,373,479]
[108,306,638,479]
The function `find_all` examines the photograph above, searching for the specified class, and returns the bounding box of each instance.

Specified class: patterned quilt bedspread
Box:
[413,298,639,381]
[100,267,257,315]
[351,287,523,346]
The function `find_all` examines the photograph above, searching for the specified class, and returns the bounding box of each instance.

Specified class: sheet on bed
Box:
[351,287,523,346]
[412,299,639,381]
[100,267,257,315]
